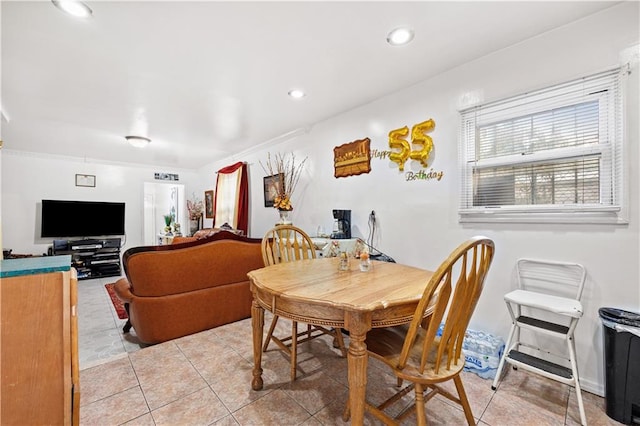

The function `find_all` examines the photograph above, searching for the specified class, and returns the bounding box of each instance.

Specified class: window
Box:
[459,68,625,224]
[213,162,249,234]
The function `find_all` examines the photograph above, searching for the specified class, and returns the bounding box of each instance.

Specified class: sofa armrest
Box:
[114,278,134,303]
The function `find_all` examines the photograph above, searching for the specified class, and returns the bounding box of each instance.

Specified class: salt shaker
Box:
[338,251,350,271]
[359,251,371,272]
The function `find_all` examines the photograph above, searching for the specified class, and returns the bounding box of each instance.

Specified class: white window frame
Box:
[458,68,627,224]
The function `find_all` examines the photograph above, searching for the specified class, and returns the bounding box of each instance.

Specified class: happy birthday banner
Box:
[334,118,444,182]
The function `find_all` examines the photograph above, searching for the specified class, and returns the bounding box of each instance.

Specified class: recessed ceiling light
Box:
[52,0,93,19]
[288,89,306,99]
[125,135,151,148]
[387,27,414,46]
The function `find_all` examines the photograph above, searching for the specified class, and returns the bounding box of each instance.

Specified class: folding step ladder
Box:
[491,258,587,426]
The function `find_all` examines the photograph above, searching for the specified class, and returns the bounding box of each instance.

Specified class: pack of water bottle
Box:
[436,324,505,379]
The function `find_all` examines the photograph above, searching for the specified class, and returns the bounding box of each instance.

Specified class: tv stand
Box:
[53,238,121,280]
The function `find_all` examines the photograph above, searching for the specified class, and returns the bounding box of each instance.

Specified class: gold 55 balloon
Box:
[388,119,435,171]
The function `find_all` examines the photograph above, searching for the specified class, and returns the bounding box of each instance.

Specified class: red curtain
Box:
[213,162,249,235]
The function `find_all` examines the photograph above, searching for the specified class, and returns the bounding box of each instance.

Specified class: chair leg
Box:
[334,328,347,357]
[454,375,476,425]
[414,383,427,426]
[263,315,280,352]
[568,335,587,426]
[291,320,298,381]
[122,303,132,333]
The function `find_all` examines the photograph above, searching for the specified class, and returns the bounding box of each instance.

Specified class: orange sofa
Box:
[114,231,264,344]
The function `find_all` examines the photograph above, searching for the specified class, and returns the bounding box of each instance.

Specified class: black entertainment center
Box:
[52,238,122,280]
[41,199,126,280]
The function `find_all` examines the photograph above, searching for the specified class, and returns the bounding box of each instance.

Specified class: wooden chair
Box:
[346,236,495,425]
[261,225,347,381]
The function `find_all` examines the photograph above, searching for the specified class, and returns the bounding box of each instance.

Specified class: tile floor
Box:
[78,277,622,425]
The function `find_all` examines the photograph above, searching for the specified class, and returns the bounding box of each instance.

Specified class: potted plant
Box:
[163,214,173,235]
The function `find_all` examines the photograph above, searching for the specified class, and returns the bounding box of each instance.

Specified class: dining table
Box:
[247,257,434,425]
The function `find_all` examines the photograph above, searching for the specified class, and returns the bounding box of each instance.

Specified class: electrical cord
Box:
[367,211,378,254]
[365,210,395,262]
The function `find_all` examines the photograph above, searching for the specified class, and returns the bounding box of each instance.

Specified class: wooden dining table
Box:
[247,257,434,425]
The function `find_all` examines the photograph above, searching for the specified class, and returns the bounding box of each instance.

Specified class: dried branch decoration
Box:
[187,193,204,220]
[260,152,308,211]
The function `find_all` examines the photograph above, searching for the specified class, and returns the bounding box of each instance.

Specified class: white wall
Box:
[199,3,640,395]
[1,151,199,255]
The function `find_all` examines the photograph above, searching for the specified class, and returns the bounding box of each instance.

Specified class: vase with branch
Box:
[261,152,307,224]
[187,194,204,236]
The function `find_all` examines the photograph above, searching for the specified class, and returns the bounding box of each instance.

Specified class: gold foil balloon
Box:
[409,119,435,167]
[388,126,410,171]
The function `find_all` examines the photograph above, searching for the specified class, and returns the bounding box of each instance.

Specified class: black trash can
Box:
[599,307,640,425]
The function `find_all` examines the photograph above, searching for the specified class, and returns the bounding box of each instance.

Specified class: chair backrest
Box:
[516,258,586,301]
[261,225,316,266]
[397,236,495,375]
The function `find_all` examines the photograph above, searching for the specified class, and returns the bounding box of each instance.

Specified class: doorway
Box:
[143,182,186,245]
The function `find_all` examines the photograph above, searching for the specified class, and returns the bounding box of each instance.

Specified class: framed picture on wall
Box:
[263,173,284,208]
[204,190,214,218]
[75,174,96,187]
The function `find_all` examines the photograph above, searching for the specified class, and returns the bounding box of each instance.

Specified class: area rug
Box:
[105,283,128,319]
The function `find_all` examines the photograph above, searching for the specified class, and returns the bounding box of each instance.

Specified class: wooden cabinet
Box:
[1,256,80,425]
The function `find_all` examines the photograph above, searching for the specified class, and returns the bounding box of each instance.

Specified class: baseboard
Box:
[580,377,604,397]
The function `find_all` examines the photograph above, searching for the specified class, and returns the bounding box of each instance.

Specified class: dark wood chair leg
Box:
[122,303,132,333]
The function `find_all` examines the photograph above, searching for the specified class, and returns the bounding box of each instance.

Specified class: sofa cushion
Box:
[171,236,196,244]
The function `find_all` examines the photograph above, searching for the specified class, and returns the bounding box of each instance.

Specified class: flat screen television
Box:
[41,200,126,238]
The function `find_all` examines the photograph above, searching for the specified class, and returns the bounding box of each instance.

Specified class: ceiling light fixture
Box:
[387,27,414,46]
[125,135,151,148]
[51,0,93,19]
[288,89,306,99]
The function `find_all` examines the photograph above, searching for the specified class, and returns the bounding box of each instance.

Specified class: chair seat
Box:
[367,324,466,383]
[504,289,583,317]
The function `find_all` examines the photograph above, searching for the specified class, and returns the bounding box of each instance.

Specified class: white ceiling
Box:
[1,1,618,169]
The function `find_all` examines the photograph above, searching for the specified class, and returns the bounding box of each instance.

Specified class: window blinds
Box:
[459,68,622,221]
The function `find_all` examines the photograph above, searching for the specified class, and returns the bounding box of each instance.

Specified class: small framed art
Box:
[263,173,284,208]
[75,174,96,187]
[204,190,214,218]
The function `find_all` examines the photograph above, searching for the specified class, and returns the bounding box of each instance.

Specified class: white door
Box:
[143,182,186,245]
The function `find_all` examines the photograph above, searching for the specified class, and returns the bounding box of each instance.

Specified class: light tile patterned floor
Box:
[78,278,622,425]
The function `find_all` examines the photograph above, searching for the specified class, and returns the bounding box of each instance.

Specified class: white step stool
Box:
[491,258,587,426]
